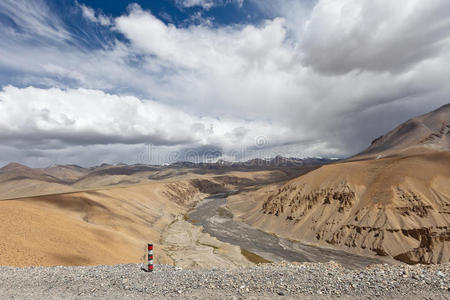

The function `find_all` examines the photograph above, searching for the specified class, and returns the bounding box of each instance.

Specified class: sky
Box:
[0,0,449,167]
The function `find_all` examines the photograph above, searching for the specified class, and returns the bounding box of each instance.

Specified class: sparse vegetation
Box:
[240,249,271,264]
[183,213,199,224]
[198,243,219,250]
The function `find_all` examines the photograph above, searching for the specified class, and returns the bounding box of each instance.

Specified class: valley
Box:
[0,104,449,269]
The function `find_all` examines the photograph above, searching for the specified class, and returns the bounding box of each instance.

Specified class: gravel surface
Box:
[0,262,449,299]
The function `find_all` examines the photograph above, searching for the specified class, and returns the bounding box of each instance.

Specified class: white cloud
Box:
[113,4,450,142]
[0,0,70,42]
[177,0,216,10]
[78,2,111,26]
[114,5,300,122]
[175,0,244,10]
[79,3,96,22]
[115,6,292,70]
[0,85,302,157]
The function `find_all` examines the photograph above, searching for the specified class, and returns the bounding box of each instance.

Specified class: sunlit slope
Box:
[0,181,203,267]
[229,151,450,264]
[0,166,297,267]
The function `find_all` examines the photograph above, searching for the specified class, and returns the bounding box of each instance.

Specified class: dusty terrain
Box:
[160,216,253,269]
[228,104,450,265]
[0,263,448,299]
[0,181,204,266]
[0,160,312,267]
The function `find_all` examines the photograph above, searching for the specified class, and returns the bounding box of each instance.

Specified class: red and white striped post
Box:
[147,243,153,272]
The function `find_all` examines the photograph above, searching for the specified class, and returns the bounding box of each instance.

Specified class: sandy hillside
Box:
[0,164,301,267]
[0,180,207,267]
[228,104,450,264]
[229,151,450,264]
[0,163,159,200]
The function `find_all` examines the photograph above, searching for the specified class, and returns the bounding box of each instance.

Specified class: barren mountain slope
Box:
[41,165,89,182]
[0,180,205,267]
[0,163,64,184]
[356,103,450,159]
[0,163,76,199]
[228,105,450,264]
[229,151,450,264]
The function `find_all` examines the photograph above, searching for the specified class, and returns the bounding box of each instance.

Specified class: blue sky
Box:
[0,0,449,167]
[0,0,287,90]
[70,0,266,25]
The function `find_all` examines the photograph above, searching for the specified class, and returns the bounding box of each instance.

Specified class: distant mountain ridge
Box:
[0,155,335,175]
[356,103,450,159]
[170,156,337,169]
[0,156,333,200]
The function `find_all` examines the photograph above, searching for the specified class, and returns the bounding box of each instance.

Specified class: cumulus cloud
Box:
[115,6,292,70]
[0,0,449,167]
[0,86,193,146]
[0,85,305,166]
[114,5,300,123]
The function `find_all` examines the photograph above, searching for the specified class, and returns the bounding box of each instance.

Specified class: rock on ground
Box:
[0,262,448,299]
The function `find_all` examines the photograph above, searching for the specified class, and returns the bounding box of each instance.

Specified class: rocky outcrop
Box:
[262,183,355,219]
[230,151,450,264]
[162,182,203,205]
[419,122,450,144]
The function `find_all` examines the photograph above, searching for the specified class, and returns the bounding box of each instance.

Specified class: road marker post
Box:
[147,243,153,272]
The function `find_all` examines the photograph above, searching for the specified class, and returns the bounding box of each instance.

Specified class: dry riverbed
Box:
[160,217,253,268]
[185,196,395,269]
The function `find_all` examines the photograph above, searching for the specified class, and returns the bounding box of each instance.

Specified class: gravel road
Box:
[188,196,386,269]
[0,262,448,299]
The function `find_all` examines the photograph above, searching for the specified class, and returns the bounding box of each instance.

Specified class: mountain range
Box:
[0,103,448,266]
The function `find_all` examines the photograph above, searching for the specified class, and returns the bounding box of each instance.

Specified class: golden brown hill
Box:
[42,165,89,182]
[0,165,299,267]
[0,181,204,267]
[228,104,450,264]
[229,151,450,264]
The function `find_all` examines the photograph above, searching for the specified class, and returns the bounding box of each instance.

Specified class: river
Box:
[188,194,386,269]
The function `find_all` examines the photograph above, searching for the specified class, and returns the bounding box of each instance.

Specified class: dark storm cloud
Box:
[301,1,450,75]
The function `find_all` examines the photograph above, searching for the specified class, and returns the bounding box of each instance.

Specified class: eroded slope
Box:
[228,151,450,264]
